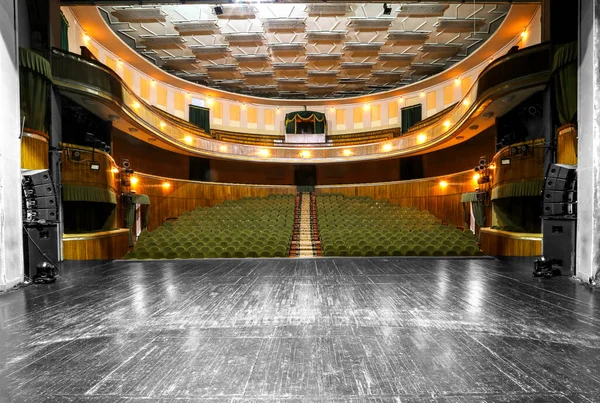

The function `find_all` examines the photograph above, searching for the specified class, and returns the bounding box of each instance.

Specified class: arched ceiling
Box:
[98,2,510,99]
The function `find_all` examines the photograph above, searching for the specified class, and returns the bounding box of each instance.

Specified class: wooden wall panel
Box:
[492,138,545,189]
[316,159,400,185]
[316,171,477,227]
[557,124,577,165]
[63,229,130,260]
[134,174,296,230]
[480,228,542,256]
[112,129,191,179]
[21,133,49,170]
[421,126,496,178]
[62,144,119,193]
[210,160,295,185]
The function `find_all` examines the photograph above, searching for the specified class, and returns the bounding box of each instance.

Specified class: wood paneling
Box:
[557,124,577,165]
[316,159,400,185]
[421,126,496,178]
[210,160,295,185]
[316,171,476,227]
[112,129,190,180]
[480,228,542,256]
[491,138,545,189]
[21,133,49,170]
[61,144,119,193]
[63,229,130,260]
[134,173,296,230]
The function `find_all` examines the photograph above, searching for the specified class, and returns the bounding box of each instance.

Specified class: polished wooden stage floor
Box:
[1,258,599,402]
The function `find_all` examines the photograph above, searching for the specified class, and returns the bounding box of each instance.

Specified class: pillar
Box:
[576,0,600,282]
[0,0,25,290]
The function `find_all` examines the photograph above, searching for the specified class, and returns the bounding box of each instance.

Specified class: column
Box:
[576,0,600,283]
[0,0,25,290]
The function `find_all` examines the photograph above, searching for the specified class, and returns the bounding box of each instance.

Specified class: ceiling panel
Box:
[100,2,509,99]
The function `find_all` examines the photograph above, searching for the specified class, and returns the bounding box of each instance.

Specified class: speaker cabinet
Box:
[547,164,576,180]
[21,169,53,186]
[543,190,576,203]
[542,218,576,275]
[23,223,59,278]
[543,203,575,216]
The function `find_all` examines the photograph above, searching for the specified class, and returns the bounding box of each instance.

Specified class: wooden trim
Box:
[63,228,130,260]
[480,227,542,256]
[21,135,49,170]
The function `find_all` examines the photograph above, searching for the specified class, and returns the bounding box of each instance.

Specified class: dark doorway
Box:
[295,165,316,191]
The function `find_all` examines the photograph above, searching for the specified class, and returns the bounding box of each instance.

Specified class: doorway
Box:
[295,165,316,192]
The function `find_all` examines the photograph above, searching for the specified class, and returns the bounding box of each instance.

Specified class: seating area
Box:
[212,129,285,146]
[317,194,484,256]
[326,128,399,146]
[124,194,295,259]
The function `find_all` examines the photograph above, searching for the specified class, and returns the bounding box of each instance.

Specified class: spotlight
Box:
[130,176,139,185]
[122,159,130,169]
[214,6,223,15]
[161,182,171,189]
[439,180,448,189]
[474,166,480,173]
[111,167,120,174]
[479,157,487,165]
[383,3,392,15]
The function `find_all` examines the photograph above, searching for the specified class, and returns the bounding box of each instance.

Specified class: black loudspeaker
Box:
[542,218,576,275]
[547,164,576,180]
[543,164,577,217]
[21,169,53,186]
[23,223,59,278]
[543,190,576,203]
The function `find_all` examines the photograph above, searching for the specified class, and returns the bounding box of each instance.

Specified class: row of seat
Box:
[317,194,483,257]
[124,194,295,259]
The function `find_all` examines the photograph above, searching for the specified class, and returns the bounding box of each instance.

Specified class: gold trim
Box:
[63,228,130,241]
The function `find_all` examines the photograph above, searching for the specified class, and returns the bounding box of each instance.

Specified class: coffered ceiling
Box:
[99,2,510,99]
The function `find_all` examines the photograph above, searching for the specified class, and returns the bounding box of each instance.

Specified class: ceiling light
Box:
[455,78,461,85]
[108,114,120,122]
[363,103,370,111]
[469,125,479,131]
[482,111,495,119]
[162,182,171,189]
[128,127,138,133]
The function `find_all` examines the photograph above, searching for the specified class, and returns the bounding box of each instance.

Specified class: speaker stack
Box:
[541,164,577,275]
[21,169,60,278]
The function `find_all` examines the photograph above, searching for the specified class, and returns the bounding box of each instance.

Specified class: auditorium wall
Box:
[112,129,190,179]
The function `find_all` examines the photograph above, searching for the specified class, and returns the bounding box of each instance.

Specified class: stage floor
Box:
[1,258,599,402]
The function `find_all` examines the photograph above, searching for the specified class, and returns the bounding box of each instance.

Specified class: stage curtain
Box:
[491,180,544,200]
[284,111,327,134]
[62,184,117,204]
[189,105,210,133]
[19,47,52,133]
[553,41,577,126]
[471,201,486,236]
[60,12,69,51]
[401,104,422,133]
[460,192,478,203]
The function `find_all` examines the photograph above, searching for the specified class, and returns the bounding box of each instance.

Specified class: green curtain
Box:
[60,12,69,51]
[471,201,486,239]
[284,111,327,134]
[491,180,544,200]
[189,105,210,133]
[19,48,52,133]
[62,184,117,204]
[553,41,577,126]
[401,104,422,133]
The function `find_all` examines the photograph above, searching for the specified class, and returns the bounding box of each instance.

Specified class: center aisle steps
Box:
[289,192,322,257]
